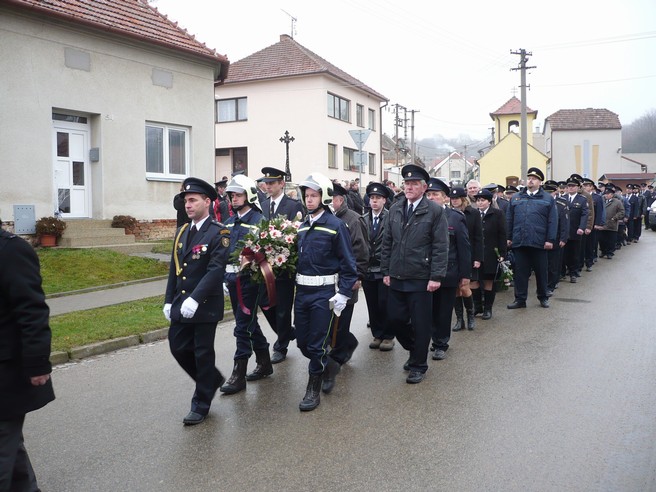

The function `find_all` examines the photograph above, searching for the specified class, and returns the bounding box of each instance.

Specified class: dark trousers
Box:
[617,223,627,246]
[328,302,359,365]
[633,218,642,239]
[627,219,635,241]
[599,230,617,256]
[294,285,334,375]
[563,240,582,276]
[430,286,457,351]
[584,230,599,265]
[547,243,563,289]
[362,278,394,340]
[512,246,549,302]
[387,288,432,373]
[227,279,268,359]
[169,321,223,415]
[261,277,296,354]
[0,416,38,492]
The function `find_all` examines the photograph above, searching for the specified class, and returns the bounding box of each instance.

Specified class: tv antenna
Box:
[281,9,297,39]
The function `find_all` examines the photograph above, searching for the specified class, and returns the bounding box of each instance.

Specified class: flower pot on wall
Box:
[40,234,57,247]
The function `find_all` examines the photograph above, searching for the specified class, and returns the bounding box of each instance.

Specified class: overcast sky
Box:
[152,0,656,142]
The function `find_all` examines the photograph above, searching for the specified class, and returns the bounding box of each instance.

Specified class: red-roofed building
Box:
[214,34,388,183]
[1,0,229,226]
[543,108,624,180]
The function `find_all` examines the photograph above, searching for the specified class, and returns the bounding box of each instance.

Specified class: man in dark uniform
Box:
[294,173,357,411]
[381,164,449,384]
[213,177,231,223]
[322,182,369,394]
[496,184,510,215]
[361,183,395,351]
[258,167,305,364]
[562,176,589,283]
[625,184,638,242]
[506,167,557,309]
[632,184,644,242]
[0,230,55,491]
[425,178,471,361]
[544,180,569,296]
[219,174,272,395]
[164,177,230,425]
[582,178,605,270]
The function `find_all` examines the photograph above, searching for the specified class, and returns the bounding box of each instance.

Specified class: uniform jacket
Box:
[555,196,570,243]
[443,207,472,287]
[380,195,449,286]
[565,193,590,240]
[335,201,369,304]
[173,193,189,228]
[602,197,625,231]
[507,187,558,249]
[578,190,595,230]
[480,207,507,275]
[496,197,510,216]
[261,194,304,221]
[347,189,365,215]
[627,193,639,219]
[0,231,55,419]
[462,205,484,265]
[296,210,358,298]
[361,208,388,280]
[165,218,230,323]
[224,208,263,284]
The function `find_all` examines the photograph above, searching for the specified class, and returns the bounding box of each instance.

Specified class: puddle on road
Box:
[554,298,592,303]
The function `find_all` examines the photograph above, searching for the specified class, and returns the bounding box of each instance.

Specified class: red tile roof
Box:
[225,34,387,101]
[545,108,621,131]
[5,0,229,80]
[490,96,537,117]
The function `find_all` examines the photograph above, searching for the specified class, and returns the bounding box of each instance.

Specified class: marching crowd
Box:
[163,164,654,425]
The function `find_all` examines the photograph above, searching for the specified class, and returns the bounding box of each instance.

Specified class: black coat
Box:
[165,218,230,323]
[443,208,472,287]
[174,193,189,228]
[480,207,507,275]
[0,231,55,419]
[462,206,484,264]
[361,208,388,280]
[555,197,570,243]
[566,194,590,240]
[261,194,304,221]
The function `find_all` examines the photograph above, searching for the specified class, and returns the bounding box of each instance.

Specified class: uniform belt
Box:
[225,264,240,273]
[296,273,338,286]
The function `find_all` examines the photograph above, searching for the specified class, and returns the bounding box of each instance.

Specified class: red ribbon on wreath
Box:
[236,247,277,315]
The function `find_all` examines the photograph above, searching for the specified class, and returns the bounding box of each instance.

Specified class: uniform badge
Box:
[222,237,230,248]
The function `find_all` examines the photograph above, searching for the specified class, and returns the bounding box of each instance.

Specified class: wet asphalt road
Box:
[27,232,656,491]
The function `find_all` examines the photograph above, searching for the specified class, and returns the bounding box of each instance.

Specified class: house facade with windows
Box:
[429,152,475,187]
[543,108,623,180]
[0,0,228,224]
[214,35,387,185]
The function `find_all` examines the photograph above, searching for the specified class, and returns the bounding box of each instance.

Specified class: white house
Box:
[543,108,623,181]
[0,0,228,227]
[214,35,388,186]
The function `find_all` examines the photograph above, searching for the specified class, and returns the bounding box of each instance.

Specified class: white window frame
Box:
[368,108,376,131]
[145,122,190,181]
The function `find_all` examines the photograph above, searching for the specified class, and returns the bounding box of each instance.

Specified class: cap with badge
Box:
[581,178,595,185]
[505,185,519,194]
[181,177,217,201]
[427,177,450,194]
[366,182,390,198]
[332,182,349,196]
[449,187,467,199]
[527,167,545,181]
[215,176,228,187]
[566,176,581,186]
[474,189,493,201]
[603,185,615,195]
[259,167,287,183]
[401,164,430,182]
[543,180,558,192]
[497,184,506,193]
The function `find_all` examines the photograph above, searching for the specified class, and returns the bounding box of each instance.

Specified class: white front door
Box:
[52,118,91,218]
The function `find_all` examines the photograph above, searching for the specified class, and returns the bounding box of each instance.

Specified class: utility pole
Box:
[510,49,536,183]
[409,109,419,166]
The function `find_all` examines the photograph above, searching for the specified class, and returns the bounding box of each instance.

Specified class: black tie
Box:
[187,224,197,247]
[407,203,414,223]
[373,216,379,235]
[480,210,485,219]
[270,199,275,217]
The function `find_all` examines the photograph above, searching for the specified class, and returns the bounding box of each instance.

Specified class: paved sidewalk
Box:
[47,278,168,316]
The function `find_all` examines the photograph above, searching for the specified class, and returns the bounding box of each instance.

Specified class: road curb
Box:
[46,275,168,299]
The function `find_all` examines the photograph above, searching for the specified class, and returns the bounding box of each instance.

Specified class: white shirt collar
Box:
[192,215,209,230]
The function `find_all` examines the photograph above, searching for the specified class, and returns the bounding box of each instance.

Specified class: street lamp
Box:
[279,130,295,182]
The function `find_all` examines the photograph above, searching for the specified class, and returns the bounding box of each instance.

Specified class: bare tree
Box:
[622,109,656,152]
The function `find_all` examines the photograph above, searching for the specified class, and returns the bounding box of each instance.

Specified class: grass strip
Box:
[38,248,169,295]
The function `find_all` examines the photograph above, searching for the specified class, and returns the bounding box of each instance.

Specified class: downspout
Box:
[379,101,389,181]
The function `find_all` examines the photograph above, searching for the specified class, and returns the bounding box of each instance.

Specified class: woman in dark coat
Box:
[473,189,507,320]
[449,187,483,330]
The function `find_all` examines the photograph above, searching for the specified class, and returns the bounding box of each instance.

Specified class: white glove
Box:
[223,283,229,296]
[163,303,172,321]
[180,297,199,319]
[328,293,349,317]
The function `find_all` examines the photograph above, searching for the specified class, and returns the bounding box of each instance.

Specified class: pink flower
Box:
[285,235,295,244]
[260,231,268,239]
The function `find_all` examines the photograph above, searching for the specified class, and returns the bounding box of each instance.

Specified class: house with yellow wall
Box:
[477,97,548,187]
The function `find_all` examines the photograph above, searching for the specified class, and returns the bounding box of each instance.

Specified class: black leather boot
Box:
[472,288,484,315]
[481,289,495,320]
[246,349,273,381]
[220,359,248,394]
[452,297,465,332]
[299,373,323,411]
[463,295,475,330]
[321,357,341,394]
